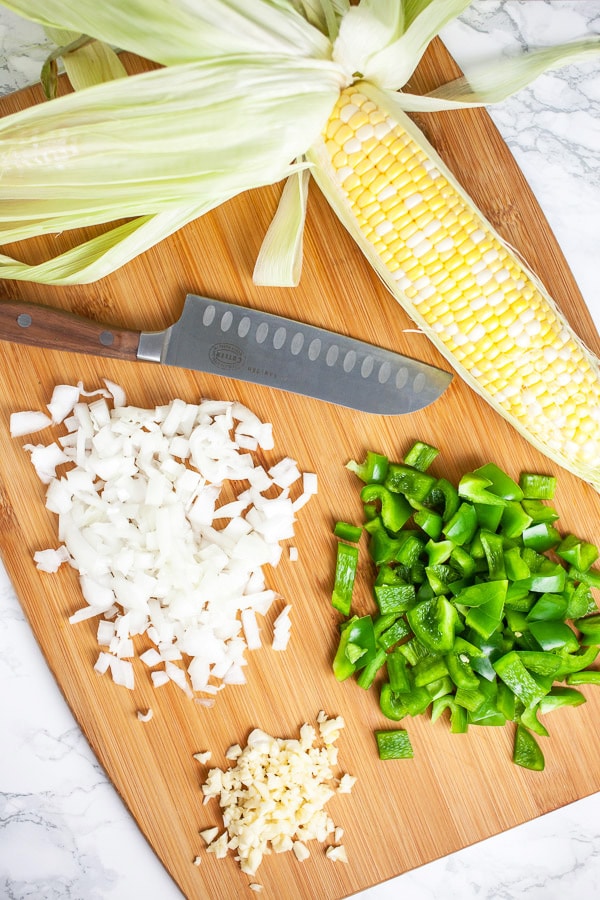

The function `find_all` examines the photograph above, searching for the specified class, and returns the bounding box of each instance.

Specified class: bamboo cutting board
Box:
[1,40,600,900]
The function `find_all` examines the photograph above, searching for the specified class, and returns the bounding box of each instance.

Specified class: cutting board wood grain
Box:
[1,40,599,900]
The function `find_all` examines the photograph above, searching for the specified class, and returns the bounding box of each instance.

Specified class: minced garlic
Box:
[201,713,354,877]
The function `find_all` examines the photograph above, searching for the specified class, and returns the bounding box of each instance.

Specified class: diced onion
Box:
[9,410,52,438]
[14,382,316,698]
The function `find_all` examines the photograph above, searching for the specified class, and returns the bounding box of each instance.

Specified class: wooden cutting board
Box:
[1,40,599,900]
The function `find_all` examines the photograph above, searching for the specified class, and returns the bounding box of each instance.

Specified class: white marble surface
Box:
[1,2,600,898]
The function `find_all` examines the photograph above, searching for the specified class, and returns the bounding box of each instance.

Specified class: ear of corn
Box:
[306,82,600,492]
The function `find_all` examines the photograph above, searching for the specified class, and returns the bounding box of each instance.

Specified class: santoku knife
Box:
[0,294,452,415]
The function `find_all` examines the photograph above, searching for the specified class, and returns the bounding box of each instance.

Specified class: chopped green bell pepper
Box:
[513,724,545,771]
[331,540,359,616]
[375,728,414,760]
[407,596,457,653]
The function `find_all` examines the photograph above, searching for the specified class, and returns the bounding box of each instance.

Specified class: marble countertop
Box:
[1,3,600,898]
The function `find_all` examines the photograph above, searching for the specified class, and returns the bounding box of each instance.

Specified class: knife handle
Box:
[0,300,140,361]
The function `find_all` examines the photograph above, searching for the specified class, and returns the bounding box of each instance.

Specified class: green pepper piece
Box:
[474,502,505,532]
[377,617,411,651]
[564,582,596,620]
[394,532,426,567]
[431,695,469,733]
[522,522,561,553]
[497,681,516,721]
[425,539,454,566]
[333,614,377,681]
[375,728,414,760]
[426,477,460,523]
[333,617,359,681]
[529,620,579,652]
[360,483,413,533]
[525,563,566,594]
[493,651,549,707]
[404,441,440,472]
[504,581,534,612]
[468,678,506,726]
[373,613,398,640]
[449,545,478,578]
[553,645,599,678]
[519,473,557,500]
[407,596,457,653]
[473,462,524,500]
[365,518,403,566]
[387,649,411,693]
[569,566,600,591]
[443,502,478,546]
[505,608,529,636]
[379,682,408,720]
[346,451,389,484]
[557,534,599,571]
[454,579,507,609]
[374,582,416,616]
[539,686,586,714]
[426,675,454,701]
[527,592,568,621]
[479,530,507,580]
[515,651,562,677]
[445,648,480,690]
[425,563,461,596]
[575,619,600,647]
[566,670,600,685]
[401,684,434,716]
[412,655,449,687]
[465,583,507,640]
[454,686,486,712]
[397,638,430,667]
[513,724,545,770]
[458,472,508,507]
[414,507,443,540]
[521,498,560,524]
[333,520,362,542]
[385,463,437,503]
[499,500,533,539]
[331,541,359,616]
[356,647,387,689]
[519,704,549,737]
[503,547,531,583]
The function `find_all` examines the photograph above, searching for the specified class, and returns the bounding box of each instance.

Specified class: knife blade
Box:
[0,294,452,415]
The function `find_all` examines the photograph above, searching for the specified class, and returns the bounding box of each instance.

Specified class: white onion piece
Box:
[33,546,71,573]
[14,382,316,698]
[10,410,52,438]
[137,708,153,722]
[46,384,81,424]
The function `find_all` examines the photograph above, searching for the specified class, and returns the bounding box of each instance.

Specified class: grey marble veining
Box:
[1,3,600,899]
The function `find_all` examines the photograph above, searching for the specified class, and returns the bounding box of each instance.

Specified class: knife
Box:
[0,294,452,415]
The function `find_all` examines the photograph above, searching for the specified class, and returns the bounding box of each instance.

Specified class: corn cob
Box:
[307,83,600,492]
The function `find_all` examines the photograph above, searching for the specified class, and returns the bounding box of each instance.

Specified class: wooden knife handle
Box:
[0,300,140,361]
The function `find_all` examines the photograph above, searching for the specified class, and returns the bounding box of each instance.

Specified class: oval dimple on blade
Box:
[256,322,269,343]
[238,315,251,338]
[308,338,321,360]
[290,332,304,355]
[396,367,409,389]
[273,326,287,349]
[343,350,356,372]
[326,344,339,366]
[202,304,216,326]
[378,361,391,384]
[220,310,233,332]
